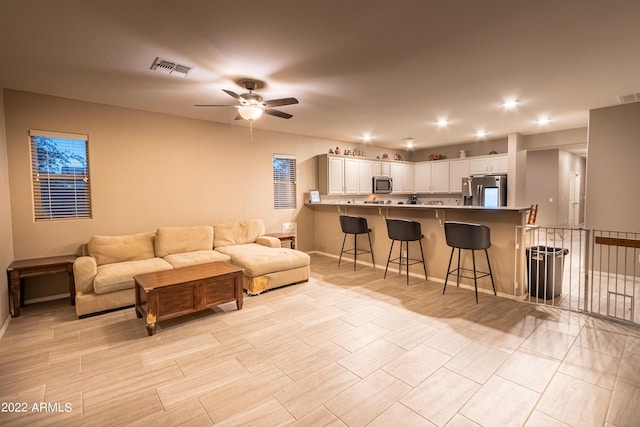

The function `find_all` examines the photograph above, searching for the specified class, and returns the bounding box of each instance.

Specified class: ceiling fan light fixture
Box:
[238,105,264,120]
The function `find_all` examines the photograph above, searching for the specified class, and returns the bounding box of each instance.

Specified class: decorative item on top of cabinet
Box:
[429,153,445,161]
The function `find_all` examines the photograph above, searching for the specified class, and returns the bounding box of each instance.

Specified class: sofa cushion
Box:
[93,258,173,294]
[163,250,231,268]
[216,243,310,277]
[88,232,156,266]
[155,226,214,258]
[214,219,265,248]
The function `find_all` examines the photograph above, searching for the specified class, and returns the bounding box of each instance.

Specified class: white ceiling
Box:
[1,0,639,150]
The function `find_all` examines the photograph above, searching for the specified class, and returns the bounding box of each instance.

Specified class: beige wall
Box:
[586,102,640,232]
[3,89,404,261]
[0,90,14,325]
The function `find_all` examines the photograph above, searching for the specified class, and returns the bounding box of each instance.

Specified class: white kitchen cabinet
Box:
[390,163,414,194]
[403,164,414,193]
[414,161,449,193]
[431,162,449,193]
[413,163,431,193]
[469,154,508,175]
[449,159,469,193]
[343,158,360,194]
[358,160,373,194]
[326,156,345,194]
[371,161,390,177]
[318,155,375,195]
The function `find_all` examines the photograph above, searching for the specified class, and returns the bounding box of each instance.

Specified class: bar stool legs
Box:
[338,215,375,270]
[443,221,497,303]
[384,218,427,285]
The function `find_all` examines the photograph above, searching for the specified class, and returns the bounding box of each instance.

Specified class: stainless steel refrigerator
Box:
[462,175,507,207]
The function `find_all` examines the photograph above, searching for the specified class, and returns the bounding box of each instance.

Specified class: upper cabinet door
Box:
[469,154,508,175]
[372,161,390,177]
[431,161,450,193]
[469,157,491,175]
[489,155,508,174]
[328,157,345,194]
[413,163,432,193]
[402,164,414,193]
[449,159,469,193]
[358,160,373,194]
[389,163,404,194]
[343,158,360,194]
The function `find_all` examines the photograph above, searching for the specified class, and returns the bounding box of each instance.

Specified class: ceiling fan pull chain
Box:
[249,120,254,145]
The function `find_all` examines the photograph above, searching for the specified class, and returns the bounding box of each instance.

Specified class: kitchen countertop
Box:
[306,201,531,212]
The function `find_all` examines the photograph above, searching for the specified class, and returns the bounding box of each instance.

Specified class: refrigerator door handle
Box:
[476,184,483,205]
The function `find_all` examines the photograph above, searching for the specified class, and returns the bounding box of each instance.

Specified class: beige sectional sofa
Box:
[73,219,310,317]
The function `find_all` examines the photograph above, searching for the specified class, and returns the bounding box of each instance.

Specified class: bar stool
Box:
[338,215,375,270]
[443,221,496,303]
[384,218,427,285]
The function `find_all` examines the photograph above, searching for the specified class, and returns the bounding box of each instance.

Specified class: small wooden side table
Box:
[6,255,77,317]
[265,233,296,249]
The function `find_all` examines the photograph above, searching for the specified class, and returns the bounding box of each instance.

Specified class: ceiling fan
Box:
[195,79,299,121]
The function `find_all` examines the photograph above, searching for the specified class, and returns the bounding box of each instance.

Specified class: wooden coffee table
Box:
[134,261,244,336]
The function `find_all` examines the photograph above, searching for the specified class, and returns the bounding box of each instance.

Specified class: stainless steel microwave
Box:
[372,176,393,194]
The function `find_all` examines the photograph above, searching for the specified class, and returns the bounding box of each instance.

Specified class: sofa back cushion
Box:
[88,232,156,266]
[155,226,214,257]
[214,219,265,247]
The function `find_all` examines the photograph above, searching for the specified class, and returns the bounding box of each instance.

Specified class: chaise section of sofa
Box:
[214,220,310,295]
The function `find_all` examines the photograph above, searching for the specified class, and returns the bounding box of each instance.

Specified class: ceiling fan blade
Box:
[222,89,241,100]
[263,97,299,108]
[194,104,236,107]
[264,109,293,119]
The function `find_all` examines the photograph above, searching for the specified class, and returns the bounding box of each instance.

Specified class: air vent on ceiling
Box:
[150,57,193,77]
[617,92,640,104]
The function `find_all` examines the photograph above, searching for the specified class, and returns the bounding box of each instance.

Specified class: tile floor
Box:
[0,253,639,426]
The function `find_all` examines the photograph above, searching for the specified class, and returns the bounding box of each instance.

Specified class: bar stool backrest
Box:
[339,215,369,235]
[386,218,422,241]
[444,221,491,250]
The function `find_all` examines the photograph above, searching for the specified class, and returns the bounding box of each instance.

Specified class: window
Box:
[273,155,296,209]
[30,130,92,221]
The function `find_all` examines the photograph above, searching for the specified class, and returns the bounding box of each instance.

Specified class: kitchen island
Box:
[307,201,531,298]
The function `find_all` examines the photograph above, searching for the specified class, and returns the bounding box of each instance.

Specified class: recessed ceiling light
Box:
[503,99,518,110]
[537,117,550,125]
[436,118,449,128]
[475,130,487,138]
[403,137,415,148]
[362,134,372,142]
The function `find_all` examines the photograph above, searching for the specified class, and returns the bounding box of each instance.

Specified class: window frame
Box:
[29,130,92,221]
[272,154,297,210]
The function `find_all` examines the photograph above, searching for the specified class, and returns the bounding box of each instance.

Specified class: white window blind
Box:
[273,155,296,209]
[29,130,92,221]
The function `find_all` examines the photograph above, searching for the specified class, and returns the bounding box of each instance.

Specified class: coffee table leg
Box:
[146,291,158,336]
[146,313,157,336]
